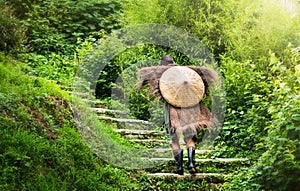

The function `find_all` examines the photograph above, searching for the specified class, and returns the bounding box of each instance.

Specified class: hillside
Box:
[0,55,141,190]
[1,0,300,190]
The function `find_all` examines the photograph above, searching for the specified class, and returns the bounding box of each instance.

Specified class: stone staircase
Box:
[84,99,253,187]
[68,91,253,189]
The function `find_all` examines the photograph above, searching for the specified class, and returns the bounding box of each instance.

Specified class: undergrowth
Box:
[0,54,138,190]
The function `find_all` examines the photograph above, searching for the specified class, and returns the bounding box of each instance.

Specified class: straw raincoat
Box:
[136,65,219,138]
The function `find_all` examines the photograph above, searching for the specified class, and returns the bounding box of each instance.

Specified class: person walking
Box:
[137,55,218,175]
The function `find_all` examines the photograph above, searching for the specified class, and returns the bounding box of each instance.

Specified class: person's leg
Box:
[172,135,183,175]
[184,136,197,174]
[185,137,196,149]
[171,134,181,150]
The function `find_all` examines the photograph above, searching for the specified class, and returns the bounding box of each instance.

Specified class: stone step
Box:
[68,91,91,98]
[141,158,252,174]
[147,172,226,178]
[113,129,165,136]
[98,116,151,125]
[83,99,109,108]
[59,86,73,90]
[148,148,217,154]
[129,138,186,145]
[130,139,170,143]
[91,108,127,115]
[141,157,249,162]
[146,173,227,183]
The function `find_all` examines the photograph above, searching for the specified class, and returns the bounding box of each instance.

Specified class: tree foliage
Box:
[5,0,123,55]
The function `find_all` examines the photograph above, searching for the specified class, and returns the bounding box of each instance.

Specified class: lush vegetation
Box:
[0,0,299,190]
[0,54,140,190]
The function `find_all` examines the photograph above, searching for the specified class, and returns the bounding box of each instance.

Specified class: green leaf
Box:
[292,114,300,122]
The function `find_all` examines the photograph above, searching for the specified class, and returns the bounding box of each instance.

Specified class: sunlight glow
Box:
[276,0,298,17]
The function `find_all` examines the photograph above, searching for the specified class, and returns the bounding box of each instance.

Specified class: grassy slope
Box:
[0,55,138,190]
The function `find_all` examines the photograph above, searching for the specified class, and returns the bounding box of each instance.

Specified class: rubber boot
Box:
[173,149,184,175]
[187,146,197,174]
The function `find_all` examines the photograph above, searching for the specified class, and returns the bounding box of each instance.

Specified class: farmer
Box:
[137,56,218,175]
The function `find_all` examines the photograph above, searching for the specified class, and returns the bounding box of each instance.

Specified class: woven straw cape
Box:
[159,66,205,108]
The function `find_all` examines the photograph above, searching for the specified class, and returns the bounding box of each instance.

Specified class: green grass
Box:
[0,55,139,190]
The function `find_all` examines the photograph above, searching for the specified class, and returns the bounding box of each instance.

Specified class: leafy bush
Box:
[0,2,26,52]
[214,55,272,158]
[20,52,76,86]
[250,46,300,191]
[223,45,300,191]
[6,0,123,55]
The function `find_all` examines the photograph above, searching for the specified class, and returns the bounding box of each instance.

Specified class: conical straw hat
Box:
[159,66,205,107]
